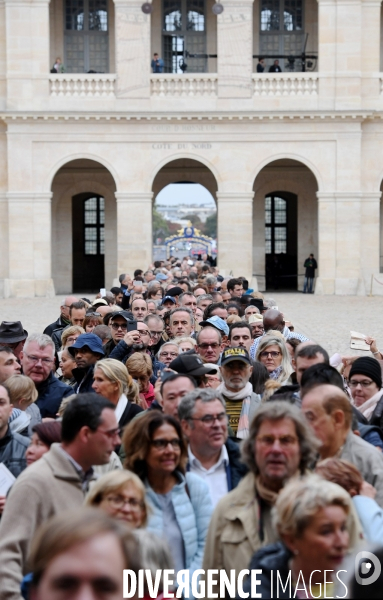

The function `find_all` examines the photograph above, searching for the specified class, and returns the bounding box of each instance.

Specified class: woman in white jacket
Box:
[122,411,213,592]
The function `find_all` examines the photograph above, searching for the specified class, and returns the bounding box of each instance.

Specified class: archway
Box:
[253,159,319,291]
[152,158,218,262]
[51,159,117,293]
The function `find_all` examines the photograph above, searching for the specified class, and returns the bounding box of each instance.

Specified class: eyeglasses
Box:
[111,322,128,331]
[24,352,54,365]
[160,351,179,358]
[97,427,121,439]
[260,351,281,358]
[151,438,181,450]
[256,435,298,447]
[86,312,101,317]
[67,336,79,344]
[349,380,375,388]
[149,330,164,338]
[190,412,228,425]
[198,343,220,350]
[104,495,144,511]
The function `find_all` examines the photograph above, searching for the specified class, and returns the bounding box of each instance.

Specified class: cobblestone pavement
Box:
[0,292,382,359]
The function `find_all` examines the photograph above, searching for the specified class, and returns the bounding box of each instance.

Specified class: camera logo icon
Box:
[355,551,381,586]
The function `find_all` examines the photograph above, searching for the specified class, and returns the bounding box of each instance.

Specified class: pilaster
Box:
[114,0,151,98]
[4,0,50,108]
[4,192,55,297]
[115,192,153,274]
[217,192,253,280]
[217,0,254,98]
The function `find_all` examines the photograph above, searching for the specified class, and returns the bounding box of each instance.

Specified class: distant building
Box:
[0,0,382,295]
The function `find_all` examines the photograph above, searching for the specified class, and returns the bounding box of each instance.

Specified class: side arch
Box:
[251,153,323,193]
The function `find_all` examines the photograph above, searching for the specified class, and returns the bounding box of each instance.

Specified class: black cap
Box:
[165,286,184,297]
[0,321,28,344]
[349,357,382,389]
[169,351,218,376]
[109,310,133,323]
[221,347,252,366]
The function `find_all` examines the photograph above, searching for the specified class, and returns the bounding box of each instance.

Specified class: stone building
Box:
[0,0,383,296]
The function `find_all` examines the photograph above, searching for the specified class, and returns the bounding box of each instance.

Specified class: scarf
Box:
[269,365,283,381]
[355,388,383,420]
[218,381,253,439]
[255,475,279,505]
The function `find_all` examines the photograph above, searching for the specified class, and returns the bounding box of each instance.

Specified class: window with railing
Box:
[163,0,206,73]
[260,0,304,72]
[65,0,109,73]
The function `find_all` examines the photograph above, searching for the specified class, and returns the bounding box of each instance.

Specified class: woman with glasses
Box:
[255,333,293,385]
[60,325,85,349]
[85,470,148,528]
[92,358,143,429]
[347,357,383,432]
[122,412,213,588]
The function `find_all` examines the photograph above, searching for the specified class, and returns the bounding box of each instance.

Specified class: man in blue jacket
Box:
[178,388,247,508]
[20,334,72,419]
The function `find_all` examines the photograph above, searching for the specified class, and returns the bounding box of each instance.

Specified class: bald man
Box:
[44,295,79,337]
[302,383,383,507]
[249,308,309,360]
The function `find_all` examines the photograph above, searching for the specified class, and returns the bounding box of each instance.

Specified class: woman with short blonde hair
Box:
[92,358,143,428]
[126,353,154,408]
[242,476,352,598]
[85,470,149,528]
[173,336,197,352]
[61,325,85,349]
[255,333,293,384]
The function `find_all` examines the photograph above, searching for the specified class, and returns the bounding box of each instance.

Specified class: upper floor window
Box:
[163,0,206,73]
[260,0,304,71]
[65,0,109,72]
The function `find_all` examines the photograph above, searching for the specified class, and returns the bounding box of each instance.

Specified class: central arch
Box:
[152,158,218,262]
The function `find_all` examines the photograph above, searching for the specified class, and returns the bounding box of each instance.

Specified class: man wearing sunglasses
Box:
[103,310,132,357]
[179,388,247,508]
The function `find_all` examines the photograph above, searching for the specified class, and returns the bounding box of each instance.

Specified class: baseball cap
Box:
[221,347,252,366]
[109,310,134,323]
[169,351,218,376]
[200,316,229,336]
[161,296,176,306]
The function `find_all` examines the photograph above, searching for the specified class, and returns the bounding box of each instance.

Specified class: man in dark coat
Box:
[20,334,72,419]
[303,253,318,293]
[43,295,78,337]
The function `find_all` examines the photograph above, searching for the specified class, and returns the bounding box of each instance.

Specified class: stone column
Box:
[4,0,50,107]
[315,192,336,294]
[217,192,253,280]
[361,0,381,102]
[5,193,55,297]
[115,192,153,275]
[217,0,254,98]
[114,0,151,98]
[317,0,337,109]
[360,192,381,289]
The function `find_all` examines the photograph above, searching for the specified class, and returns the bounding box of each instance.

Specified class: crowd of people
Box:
[0,257,382,599]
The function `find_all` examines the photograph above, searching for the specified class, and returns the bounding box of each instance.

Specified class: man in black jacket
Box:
[20,334,73,418]
[0,383,29,513]
[68,333,105,393]
[178,388,247,508]
[43,295,79,337]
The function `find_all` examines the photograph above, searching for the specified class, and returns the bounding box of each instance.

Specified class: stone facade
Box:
[0,0,383,296]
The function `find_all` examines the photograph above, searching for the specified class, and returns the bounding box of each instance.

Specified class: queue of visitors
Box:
[0,259,382,600]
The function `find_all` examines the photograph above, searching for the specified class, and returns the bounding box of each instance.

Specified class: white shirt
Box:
[115,393,128,423]
[188,444,229,508]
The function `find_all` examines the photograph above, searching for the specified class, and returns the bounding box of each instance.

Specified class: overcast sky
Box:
[155,183,216,207]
